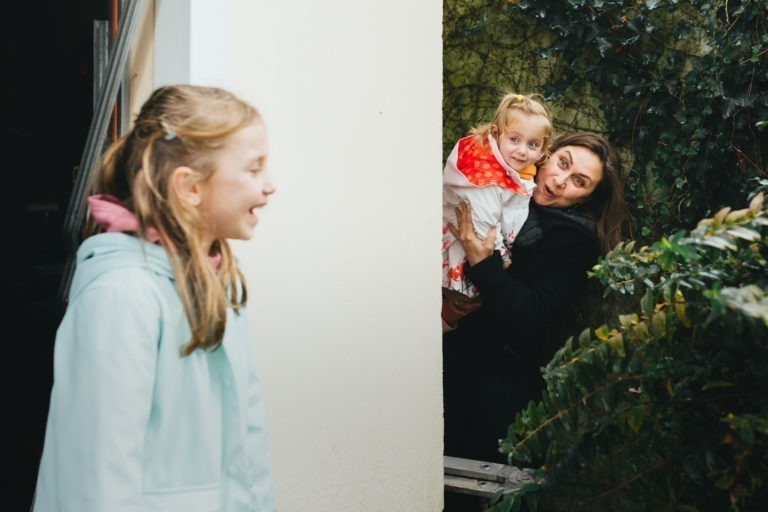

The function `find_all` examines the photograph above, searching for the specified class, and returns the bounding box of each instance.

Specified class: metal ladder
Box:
[58,0,144,302]
[444,456,537,498]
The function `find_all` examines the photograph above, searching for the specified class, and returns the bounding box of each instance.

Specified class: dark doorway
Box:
[2,1,108,508]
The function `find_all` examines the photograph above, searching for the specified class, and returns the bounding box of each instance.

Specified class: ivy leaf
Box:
[627,405,644,432]
[640,289,655,316]
[696,236,737,251]
[726,226,760,241]
[594,324,611,342]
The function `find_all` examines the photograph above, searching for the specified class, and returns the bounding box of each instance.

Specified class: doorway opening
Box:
[3,1,107,508]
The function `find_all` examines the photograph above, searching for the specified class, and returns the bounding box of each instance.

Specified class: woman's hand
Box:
[447,203,496,266]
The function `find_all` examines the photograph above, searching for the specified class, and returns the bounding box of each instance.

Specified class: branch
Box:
[576,460,666,507]
[511,375,643,453]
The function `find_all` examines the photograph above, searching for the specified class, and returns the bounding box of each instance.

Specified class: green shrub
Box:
[490,186,768,511]
[504,0,768,243]
[444,0,768,244]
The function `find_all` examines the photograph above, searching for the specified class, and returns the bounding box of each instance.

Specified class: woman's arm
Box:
[465,244,593,331]
[450,203,596,333]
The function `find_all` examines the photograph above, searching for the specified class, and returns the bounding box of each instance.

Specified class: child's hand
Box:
[447,203,496,265]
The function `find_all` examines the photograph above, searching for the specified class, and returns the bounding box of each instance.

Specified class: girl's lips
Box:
[249,203,267,215]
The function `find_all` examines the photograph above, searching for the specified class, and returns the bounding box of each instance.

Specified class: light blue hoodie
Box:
[33,233,275,511]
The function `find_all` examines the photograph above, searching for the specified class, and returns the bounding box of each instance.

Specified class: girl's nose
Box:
[263,173,277,195]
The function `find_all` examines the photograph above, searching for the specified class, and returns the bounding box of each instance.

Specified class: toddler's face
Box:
[493,113,548,172]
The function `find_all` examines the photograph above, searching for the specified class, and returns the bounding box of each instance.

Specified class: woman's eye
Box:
[573,176,585,187]
[559,158,567,168]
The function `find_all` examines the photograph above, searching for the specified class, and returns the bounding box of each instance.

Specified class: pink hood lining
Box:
[87,194,222,269]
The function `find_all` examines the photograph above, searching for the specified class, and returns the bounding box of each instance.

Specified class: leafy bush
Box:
[504,0,768,242]
[444,0,768,243]
[443,4,768,508]
[490,186,768,511]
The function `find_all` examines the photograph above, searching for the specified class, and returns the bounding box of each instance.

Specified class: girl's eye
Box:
[509,137,519,143]
[529,142,540,149]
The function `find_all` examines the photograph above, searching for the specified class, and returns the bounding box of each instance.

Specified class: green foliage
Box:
[444,0,768,243]
[491,189,768,511]
[444,3,768,508]
[443,0,609,160]
[443,0,559,159]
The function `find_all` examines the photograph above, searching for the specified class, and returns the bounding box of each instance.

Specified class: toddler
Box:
[442,92,552,302]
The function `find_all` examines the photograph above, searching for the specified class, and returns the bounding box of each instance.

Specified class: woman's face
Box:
[532,145,603,208]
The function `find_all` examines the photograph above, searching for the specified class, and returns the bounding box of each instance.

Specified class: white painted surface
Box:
[153,1,443,510]
[153,0,234,89]
[129,0,154,118]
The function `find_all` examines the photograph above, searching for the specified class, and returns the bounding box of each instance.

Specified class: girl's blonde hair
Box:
[89,84,262,356]
[470,92,553,159]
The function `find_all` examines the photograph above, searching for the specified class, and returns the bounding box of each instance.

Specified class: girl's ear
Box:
[170,166,202,207]
[490,124,499,139]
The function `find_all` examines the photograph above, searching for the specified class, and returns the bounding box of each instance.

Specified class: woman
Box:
[443,132,627,466]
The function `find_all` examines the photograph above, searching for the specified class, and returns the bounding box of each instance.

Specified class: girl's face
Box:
[492,112,549,172]
[532,145,603,208]
[198,121,275,243]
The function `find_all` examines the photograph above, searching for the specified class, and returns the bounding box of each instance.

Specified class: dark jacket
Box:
[443,203,600,463]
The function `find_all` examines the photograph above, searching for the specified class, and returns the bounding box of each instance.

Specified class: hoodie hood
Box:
[69,232,175,301]
[515,202,597,249]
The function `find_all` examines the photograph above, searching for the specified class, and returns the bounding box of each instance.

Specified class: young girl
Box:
[442,92,552,311]
[33,85,277,511]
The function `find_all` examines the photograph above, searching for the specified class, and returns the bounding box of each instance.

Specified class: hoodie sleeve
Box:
[46,269,160,511]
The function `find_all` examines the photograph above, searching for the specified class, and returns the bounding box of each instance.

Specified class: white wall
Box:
[129,0,154,116]
[154,1,444,510]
